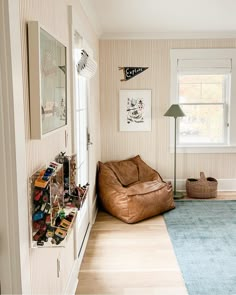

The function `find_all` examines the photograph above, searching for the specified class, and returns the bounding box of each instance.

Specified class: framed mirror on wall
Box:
[28,21,67,139]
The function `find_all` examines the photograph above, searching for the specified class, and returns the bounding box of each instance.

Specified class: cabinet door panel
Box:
[59,228,76,293]
[31,248,61,294]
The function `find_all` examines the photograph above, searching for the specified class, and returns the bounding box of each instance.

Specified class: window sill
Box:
[174,145,236,154]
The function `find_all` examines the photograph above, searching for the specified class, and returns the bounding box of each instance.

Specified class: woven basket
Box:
[186,172,217,199]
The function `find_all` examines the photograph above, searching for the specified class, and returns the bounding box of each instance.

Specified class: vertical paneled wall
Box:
[20,0,100,178]
[20,0,70,175]
[99,39,236,180]
[19,1,71,292]
[19,0,100,292]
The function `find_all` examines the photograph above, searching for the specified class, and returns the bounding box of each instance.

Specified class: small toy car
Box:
[46,225,55,238]
[42,167,55,181]
[40,202,50,214]
[45,214,51,225]
[52,228,67,245]
[33,224,47,242]
[33,211,44,221]
[32,219,45,230]
[34,170,49,189]
[42,190,49,203]
[59,218,71,230]
[34,189,43,202]
[66,211,76,222]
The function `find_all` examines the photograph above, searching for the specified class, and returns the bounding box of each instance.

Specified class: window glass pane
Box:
[179,74,225,103]
[75,108,88,183]
[75,76,87,110]
[76,109,87,166]
[78,76,87,109]
[179,83,201,102]
[179,105,224,144]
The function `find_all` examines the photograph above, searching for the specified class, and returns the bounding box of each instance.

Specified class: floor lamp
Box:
[164,104,185,199]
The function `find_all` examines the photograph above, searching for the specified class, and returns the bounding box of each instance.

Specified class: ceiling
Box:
[80,0,236,39]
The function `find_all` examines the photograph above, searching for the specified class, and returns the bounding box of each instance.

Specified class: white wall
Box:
[0,0,30,293]
[99,39,236,183]
[17,0,100,293]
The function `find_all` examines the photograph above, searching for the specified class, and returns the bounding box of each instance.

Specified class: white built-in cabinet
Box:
[30,227,74,294]
[30,202,90,294]
[30,158,90,294]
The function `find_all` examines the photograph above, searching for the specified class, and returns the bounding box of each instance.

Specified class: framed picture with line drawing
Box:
[119,89,152,131]
[28,21,67,139]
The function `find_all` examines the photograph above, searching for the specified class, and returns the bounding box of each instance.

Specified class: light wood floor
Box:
[76,213,188,295]
[76,192,236,295]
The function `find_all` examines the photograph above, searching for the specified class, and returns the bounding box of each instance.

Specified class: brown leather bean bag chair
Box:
[97,155,175,223]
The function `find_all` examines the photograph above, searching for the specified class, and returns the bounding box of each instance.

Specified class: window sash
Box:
[176,71,230,146]
[177,102,228,146]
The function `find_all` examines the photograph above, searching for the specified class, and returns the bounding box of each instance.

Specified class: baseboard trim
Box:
[171,178,236,192]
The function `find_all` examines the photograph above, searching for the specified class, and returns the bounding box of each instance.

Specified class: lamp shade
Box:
[164,104,185,118]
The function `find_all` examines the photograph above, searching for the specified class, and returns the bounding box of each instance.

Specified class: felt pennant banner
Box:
[119,67,148,81]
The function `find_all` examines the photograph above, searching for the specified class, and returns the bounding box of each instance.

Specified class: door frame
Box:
[0,0,31,293]
[69,6,94,223]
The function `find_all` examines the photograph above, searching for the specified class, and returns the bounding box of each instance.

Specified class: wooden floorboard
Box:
[76,212,188,295]
[76,192,236,295]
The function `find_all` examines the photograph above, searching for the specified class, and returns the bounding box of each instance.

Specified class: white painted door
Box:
[75,73,89,186]
[73,36,90,258]
[73,38,90,187]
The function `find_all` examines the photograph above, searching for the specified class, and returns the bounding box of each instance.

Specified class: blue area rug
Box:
[164,200,236,295]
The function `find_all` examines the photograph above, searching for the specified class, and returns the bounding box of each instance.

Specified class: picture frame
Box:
[119,89,152,131]
[28,21,67,139]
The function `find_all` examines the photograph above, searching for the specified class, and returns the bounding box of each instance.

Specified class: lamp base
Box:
[174,191,184,200]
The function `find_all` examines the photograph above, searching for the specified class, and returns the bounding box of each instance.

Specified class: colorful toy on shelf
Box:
[34,162,62,189]
[34,189,43,202]
[34,170,49,188]
[33,223,48,246]
[59,218,71,230]
[46,225,55,238]
[63,183,89,209]
[30,154,88,248]
[45,214,51,225]
[52,228,67,245]
[33,211,44,221]
[33,219,45,230]
[34,188,49,204]
[32,207,76,246]
[49,161,62,171]
[66,211,76,222]
[74,183,90,204]
[42,167,55,181]
[40,202,50,214]
[64,193,81,209]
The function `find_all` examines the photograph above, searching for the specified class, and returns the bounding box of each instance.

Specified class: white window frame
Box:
[170,48,236,153]
[177,72,230,146]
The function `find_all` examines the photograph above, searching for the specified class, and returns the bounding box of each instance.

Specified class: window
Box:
[178,73,230,145]
[170,49,236,152]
